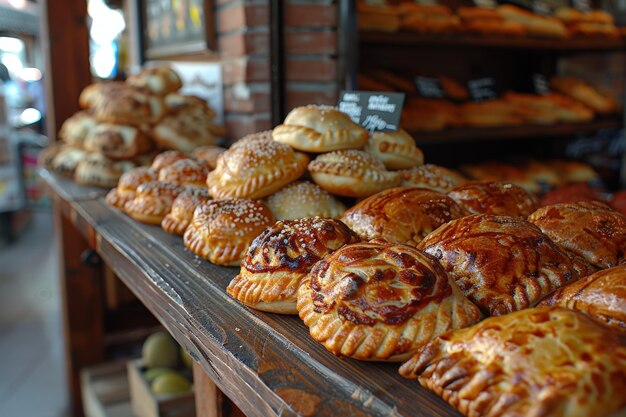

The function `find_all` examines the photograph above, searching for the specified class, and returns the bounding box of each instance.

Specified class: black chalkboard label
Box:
[533,73,551,95]
[338,91,405,132]
[467,78,498,102]
[572,0,591,12]
[473,0,497,8]
[415,76,445,99]
[532,0,552,15]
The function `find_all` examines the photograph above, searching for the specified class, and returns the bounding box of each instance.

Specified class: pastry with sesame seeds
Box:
[191,145,227,170]
[183,199,275,266]
[106,166,157,209]
[124,181,183,224]
[363,129,424,170]
[265,181,347,221]
[227,217,359,314]
[207,138,309,199]
[162,187,212,235]
[150,150,188,173]
[447,181,538,217]
[400,164,467,193]
[308,149,401,198]
[158,158,211,188]
[272,105,368,152]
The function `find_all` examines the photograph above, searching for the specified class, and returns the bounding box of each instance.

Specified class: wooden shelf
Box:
[360,31,626,52]
[409,118,622,145]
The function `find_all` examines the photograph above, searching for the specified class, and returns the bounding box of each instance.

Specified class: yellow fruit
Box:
[142,332,179,368]
[143,368,175,384]
[151,372,192,395]
[180,347,194,369]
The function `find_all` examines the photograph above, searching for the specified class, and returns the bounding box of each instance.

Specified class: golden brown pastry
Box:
[550,76,619,114]
[400,14,461,34]
[58,111,98,148]
[341,187,466,245]
[529,201,626,269]
[540,264,626,332]
[183,199,275,266]
[297,240,481,362]
[447,181,538,217]
[105,167,157,209]
[272,105,368,153]
[191,145,227,170]
[207,139,309,199]
[50,146,88,178]
[515,159,561,188]
[438,76,469,101]
[78,81,127,109]
[540,183,602,206]
[308,150,401,198]
[461,161,540,194]
[227,218,359,314]
[399,306,626,417]
[84,123,152,160]
[152,109,221,152]
[418,215,594,316]
[74,153,135,188]
[264,181,347,221]
[548,159,600,184]
[150,150,188,173]
[157,158,211,188]
[38,142,69,171]
[229,130,274,149]
[126,66,182,96]
[497,4,568,38]
[400,164,467,193]
[358,3,401,32]
[93,87,166,126]
[460,101,525,128]
[161,187,211,235]
[124,181,183,224]
[363,129,424,170]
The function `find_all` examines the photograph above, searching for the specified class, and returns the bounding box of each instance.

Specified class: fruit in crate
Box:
[142,331,179,368]
[143,367,175,384]
[151,372,192,395]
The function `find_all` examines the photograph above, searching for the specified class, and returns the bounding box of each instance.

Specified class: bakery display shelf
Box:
[409,118,621,145]
[360,31,626,51]
[43,170,462,417]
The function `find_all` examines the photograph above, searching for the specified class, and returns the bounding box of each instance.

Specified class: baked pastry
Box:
[612,190,626,217]
[397,3,452,17]
[460,101,525,128]
[38,142,68,171]
[227,218,359,314]
[341,187,466,245]
[183,199,275,266]
[150,150,188,173]
[438,76,469,101]
[400,14,461,34]
[297,240,481,361]
[400,164,467,193]
[127,66,182,96]
[540,183,602,206]
[529,201,626,269]
[418,215,594,316]
[74,153,135,188]
[399,306,626,417]
[78,81,127,109]
[540,264,625,332]
[84,123,152,160]
[308,150,401,198]
[515,159,561,188]
[358,4,401,32]
[502,92,595,124]
[191,146,227,170]
[548,159,601,184]
[207,139,308,199]
[161,187,211,235]
[93,87,166,126]
[272,105,368,153]
[58,111,98,148]
[230,130,274,149]
[497,4,568,39]
[105,167,157,209]
[50,146,88,178]
[265,181,347,220]
[124,181,183,224]
[461,161,540,194]
[550,76,619,114]
[363,129,424,170]
[164,93,215,116]
[152,109,221,152]
[447,182,538,217]
[157,158,211,188]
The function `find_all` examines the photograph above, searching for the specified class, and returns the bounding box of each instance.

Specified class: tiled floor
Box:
[0,211,70,417]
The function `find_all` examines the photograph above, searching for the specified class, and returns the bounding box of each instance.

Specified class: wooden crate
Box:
[80,361,134,417]
[127,359,196,417]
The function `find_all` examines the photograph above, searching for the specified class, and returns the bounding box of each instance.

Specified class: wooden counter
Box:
[44,170,462,417]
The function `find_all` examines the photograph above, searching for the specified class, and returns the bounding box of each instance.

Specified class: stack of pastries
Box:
[38,65,224,188]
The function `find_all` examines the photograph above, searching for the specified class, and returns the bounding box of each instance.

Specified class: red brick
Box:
[222,58,270,85]
[224,114,272,142]
[285,31,337,55]
[223,87,271,113]
[285,4,337,28]
[216,4,268,34]
[218,32,269,57]
[286,86,338,110]
[286,58,337,82]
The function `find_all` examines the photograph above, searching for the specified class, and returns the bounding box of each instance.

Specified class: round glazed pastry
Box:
[152,110,221,153]
[58,111,98,148]
[79,81,127,109]
[529,201,626,269]
[461,161,540,194]
[74,153,135,188]
[127,66,182,95]
[297,240,482,361]
[84,123,152,160]
[158,158,211,188]
[341,187,466,245]
[227,218,359,314]
[418,215,595,317]
[308,150,401,198]
[191,146,227,170]
[183,199,275,266]
[93,87,165,126]
[230,130,274,149]
[265,181,347,221]
[124,181,183,224]
[105,166,157,209]
[161,187,211,235]
[150,150,188,173]
[447,181,538,217]
[363,129,424,170]
[400,164,467,193]
[207,139,309,199]
[272,105,368,152]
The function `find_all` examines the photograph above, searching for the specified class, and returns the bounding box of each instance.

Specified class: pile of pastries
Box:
[359,1,621,39]
[358,70,619,131]
[38,65,224,188]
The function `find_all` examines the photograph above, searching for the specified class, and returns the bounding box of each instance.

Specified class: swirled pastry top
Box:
[84,123,151,160]
[341,187,466,245]
[127,66,182,96]
[152,109,221,153]
[540,263,626,331]
[93,87,165,125]
[74,153,135,188]
[158,158,211,188]
[79,81,127,109]
[58,111,98,148]
[400,164,467,193]
[272,105,368,152]
[399,307,626,417]
[105,167,157,208]
[447,181,538,217]
[418,215,594,316]
[364,129,424,170]
[529,201,626,269]
[297,240,481,361]
[124,181,184,224]
[207,139,309,199]
[227,218,359,314]
[150,150,188,173]
[265,181,347,221]
[161,187,211,236]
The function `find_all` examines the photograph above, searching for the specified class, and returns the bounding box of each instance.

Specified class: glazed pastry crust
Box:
[529,201,626,269]
[297,240,482,361]
[418,215,594,316]
[94,88,165,126]
[400,164,467,193]
[158,158,211,188]
[308,150,401,198]
[105,167,157,209]
[150,150,188,173]
[447,181,538,217]
[152,110,221,152]
[74,153,135,188]
[58,111,98,148]
[341,187,466,246]
[124,181,183,224]
[183,199,275,266]
[84,123,151,160]
[399,307,626,417]
[191,146,227,170]
[364,129,424,170]
[127,66,182,96]
[265,181,347,221]
[161,187,211,235]
[272,105,368,153]
[227,218,359,314]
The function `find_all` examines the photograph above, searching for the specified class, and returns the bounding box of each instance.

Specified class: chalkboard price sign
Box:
[467,77,498,102]
[572,0,592,12]
[415,76,445,99]
[533,73,551,95]
[338,91,405,132]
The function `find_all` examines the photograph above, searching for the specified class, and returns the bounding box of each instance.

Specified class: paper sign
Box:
[338,91,405,132]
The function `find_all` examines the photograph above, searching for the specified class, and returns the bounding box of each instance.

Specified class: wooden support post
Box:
[193,362,224,417]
